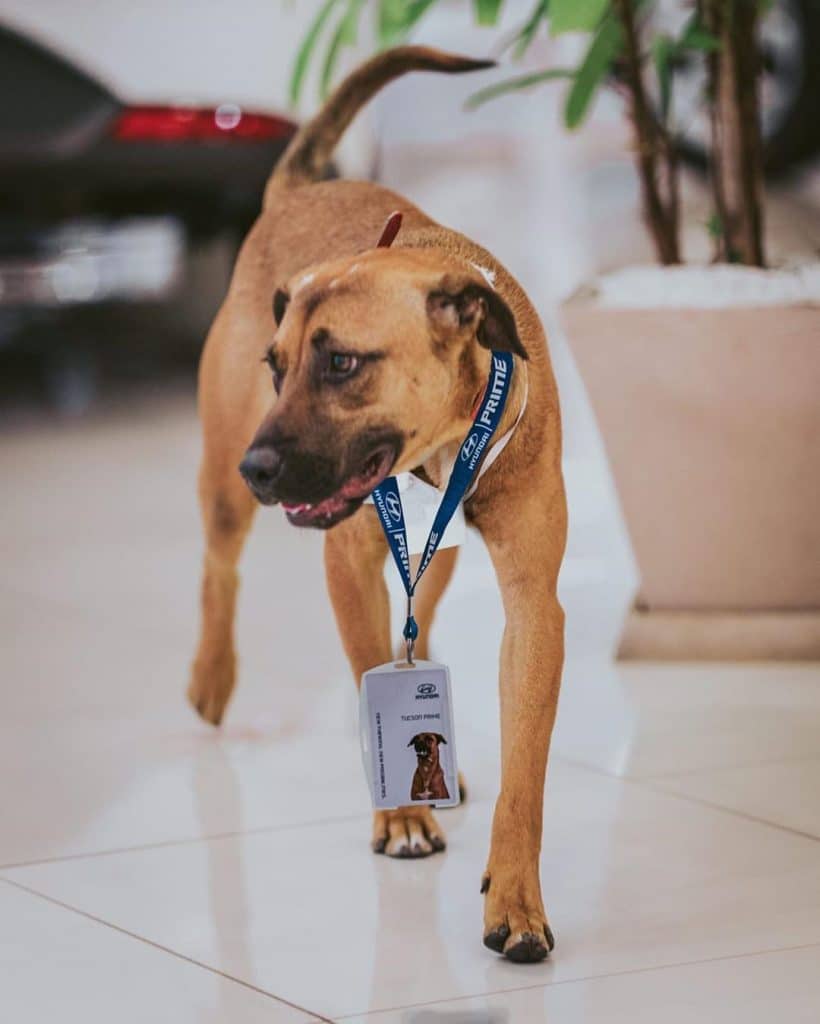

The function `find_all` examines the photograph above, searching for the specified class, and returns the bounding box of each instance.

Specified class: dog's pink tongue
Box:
[338,471,375,500]
[344,447,396,498]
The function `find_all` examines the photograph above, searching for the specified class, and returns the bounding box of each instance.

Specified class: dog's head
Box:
[408,732,446,762]
[239,248,526,528]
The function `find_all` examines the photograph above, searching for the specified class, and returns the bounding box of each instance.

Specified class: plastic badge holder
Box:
[360,659,459,810]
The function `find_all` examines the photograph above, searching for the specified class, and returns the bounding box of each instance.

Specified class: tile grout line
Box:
[614,752,820,782]
[0,799,497,873]
[640,779,820,845]
[0,811,373,872]
[556,754,820,845]
[333,940,820,1020]
[5,752,816,877]
[1,877,334,1024]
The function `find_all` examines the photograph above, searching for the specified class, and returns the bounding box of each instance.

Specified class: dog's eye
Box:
[262,347,284,393]
[328,352,359,377]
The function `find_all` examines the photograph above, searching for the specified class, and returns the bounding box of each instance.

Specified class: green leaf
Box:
[550,0,608,36]
[706,212,723,240]
[564,13,622,129]
[510,0,550,59]
[289,0,343,106]
[465,66,575,109]
[472,0,505,26]
[681,26,720,52]
[677,14,720,53]
[320,0,365,98]
[652,34,675,125]
[377,0,438,48]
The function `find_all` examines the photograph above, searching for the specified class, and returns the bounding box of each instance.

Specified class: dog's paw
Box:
[187,654,235,727]
[371,806,446,859]
[480,866,554,963]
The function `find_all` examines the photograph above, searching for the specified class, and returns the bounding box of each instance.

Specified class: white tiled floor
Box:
[2,395,819,1022]
[1,883,309,1023]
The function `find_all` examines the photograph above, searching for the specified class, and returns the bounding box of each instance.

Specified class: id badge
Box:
[360,660,460,810]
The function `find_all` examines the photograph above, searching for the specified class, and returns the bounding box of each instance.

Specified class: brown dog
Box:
[408,732,450,801]
[188,46,566,963]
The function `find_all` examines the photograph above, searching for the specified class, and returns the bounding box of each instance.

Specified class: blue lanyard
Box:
[371,351,515,661]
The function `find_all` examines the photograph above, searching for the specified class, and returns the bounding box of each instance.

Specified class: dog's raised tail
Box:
[267,46,494,198]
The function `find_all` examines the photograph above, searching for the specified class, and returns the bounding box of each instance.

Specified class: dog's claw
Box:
[483,920,553,962]
[483,924,509,953]
[372,806,446,859]
[503,931,550,964]
[388,840,435,859]
[187,657,234,727]
[481,864,553,963]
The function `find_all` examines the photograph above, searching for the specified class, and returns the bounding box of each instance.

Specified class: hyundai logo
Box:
[385,493,401,521]
[461,433,479,461]
[417,683,436,696]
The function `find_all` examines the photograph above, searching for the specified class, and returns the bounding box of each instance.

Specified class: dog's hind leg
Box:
[325,510,447,859]
[189,301,266,726]
[188,401,257,726]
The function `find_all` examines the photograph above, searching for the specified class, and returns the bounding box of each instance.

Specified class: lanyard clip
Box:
[402,593,419,666]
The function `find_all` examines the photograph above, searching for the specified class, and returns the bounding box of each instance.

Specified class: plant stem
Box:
[614,0,681,265]
[702,0,765,266]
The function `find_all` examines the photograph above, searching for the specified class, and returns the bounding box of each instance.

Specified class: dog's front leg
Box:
[476,479,567,962]
[324,511,447,859]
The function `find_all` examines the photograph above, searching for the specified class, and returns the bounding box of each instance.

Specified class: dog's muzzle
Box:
[238,433,401,528]
[238,447,284,505]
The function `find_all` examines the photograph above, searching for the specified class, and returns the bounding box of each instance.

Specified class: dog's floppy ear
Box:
[407,735,419,747]
[426,274,527,359]
[434,733,447,744]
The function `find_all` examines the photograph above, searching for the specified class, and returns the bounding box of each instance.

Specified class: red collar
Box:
[376,210,403,248]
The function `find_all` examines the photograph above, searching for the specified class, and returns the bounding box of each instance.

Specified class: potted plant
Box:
[294,0,820,659]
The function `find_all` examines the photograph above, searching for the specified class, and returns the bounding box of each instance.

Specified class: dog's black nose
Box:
[239,447,283,495]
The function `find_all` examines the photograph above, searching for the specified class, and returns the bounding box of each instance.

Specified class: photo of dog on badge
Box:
[408,732,450,801]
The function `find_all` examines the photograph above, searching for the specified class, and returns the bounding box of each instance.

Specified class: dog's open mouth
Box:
[282,445,396,528]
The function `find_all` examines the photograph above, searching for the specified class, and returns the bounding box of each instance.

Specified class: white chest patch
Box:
[364,473,466,555]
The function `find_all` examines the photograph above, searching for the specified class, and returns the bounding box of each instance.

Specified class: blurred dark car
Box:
[0,23,297,412]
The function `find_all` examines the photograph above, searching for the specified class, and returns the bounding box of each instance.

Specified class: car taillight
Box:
[110,104,296,142]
